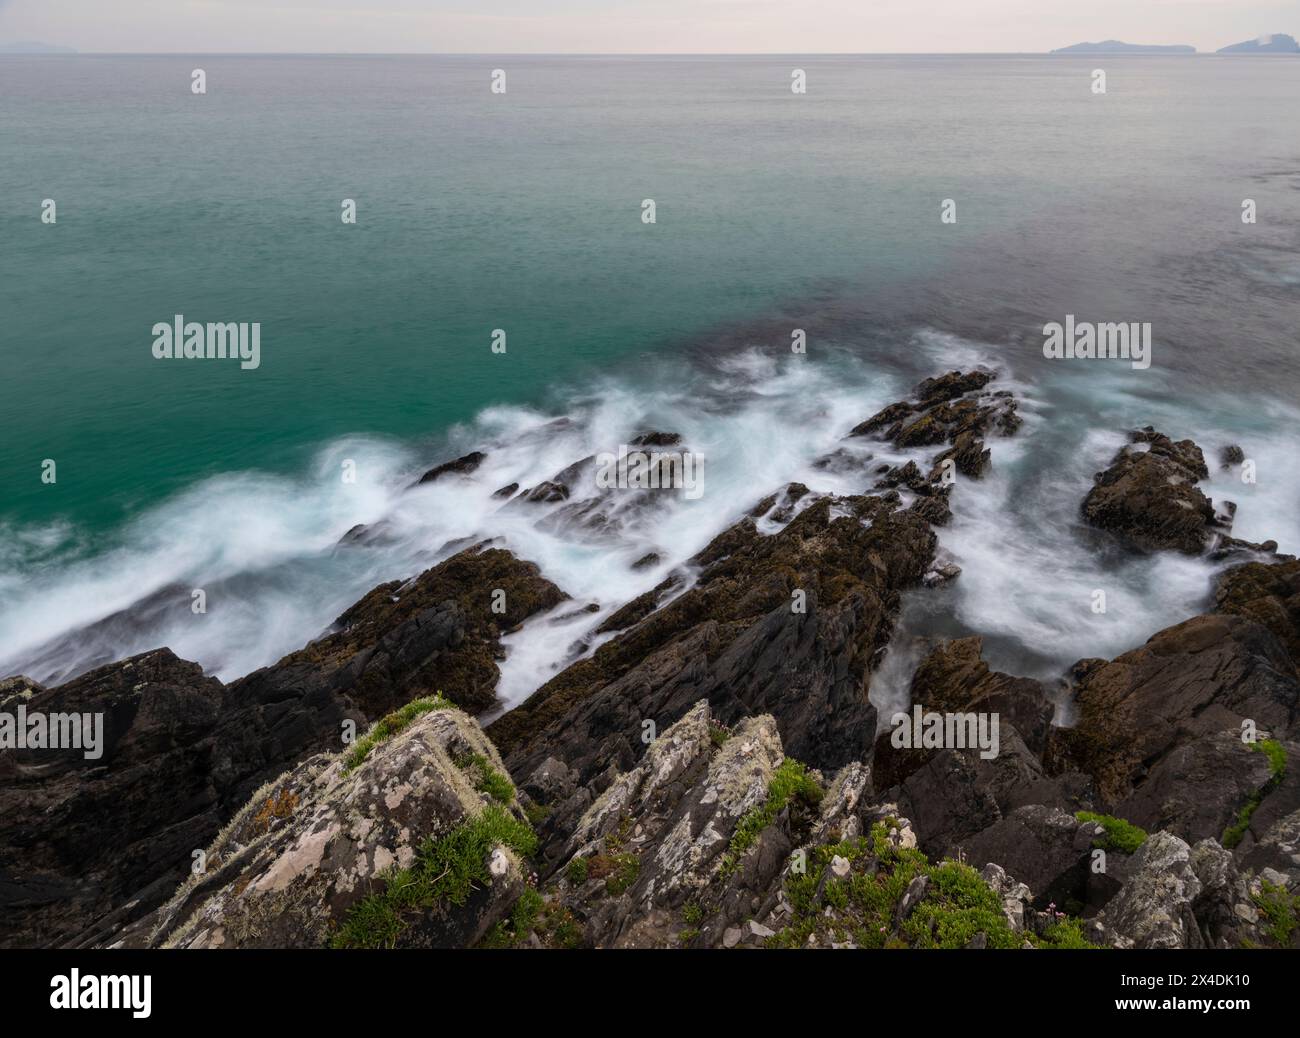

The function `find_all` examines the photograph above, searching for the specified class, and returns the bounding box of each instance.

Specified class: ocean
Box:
[2,53,1298,710]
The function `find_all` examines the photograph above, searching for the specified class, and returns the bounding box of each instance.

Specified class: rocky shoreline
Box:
[2,369,1297,950]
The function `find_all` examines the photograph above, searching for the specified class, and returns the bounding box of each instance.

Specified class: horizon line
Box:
[2,49,1273,57]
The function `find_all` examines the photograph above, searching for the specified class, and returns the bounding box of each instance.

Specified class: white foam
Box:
[3,333,1294,722]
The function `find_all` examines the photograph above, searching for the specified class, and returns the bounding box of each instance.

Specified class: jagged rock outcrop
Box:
[476,702,1277,949]
[0,544,565,949]
[0,651,226,949]
[138,700,531,949]
[14,374,1300,954]
[1216,559,1300,674]
[233,543,566,721]
[1047,613,1299,841]
[1082,427,1283,557]
[492,491,939,825]
[848,368,1020,479]
[1082,428,1219,554]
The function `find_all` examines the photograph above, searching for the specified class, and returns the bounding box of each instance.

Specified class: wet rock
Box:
[749,483,811,524]
[522,481,570,503]
[1047,613,1299,841]
[1081,428,1221,554]
[414,450,487,486]
[848,370,1020,466]
[492,494,938,788]
[238,542,567,721]
[629,432,682,448]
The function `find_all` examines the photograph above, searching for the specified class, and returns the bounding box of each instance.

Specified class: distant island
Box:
[1051,40,1195,54]
[1217,33,1299,54]
[0,41,78,54]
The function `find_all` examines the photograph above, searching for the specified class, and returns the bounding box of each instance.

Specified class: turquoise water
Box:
[2,54,1298,689]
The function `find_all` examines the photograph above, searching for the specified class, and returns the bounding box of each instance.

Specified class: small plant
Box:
[456,751,515,804]
[343,693,452,773]
[1252,880,1298,947]
[480,887,545,948]
[722,758,823,876]
[708,722,731,749]
[566,857,589,885]
[331,804,536,949]
[1075,811,1147,854]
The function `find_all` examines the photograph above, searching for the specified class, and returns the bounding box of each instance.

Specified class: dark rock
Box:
[0,650,224,949]
[956,805,1118,916]
[886,637,1057,763]
[629,431,682,448]
[0,544,565,949]
[1081,428,1219,554]
[1220,444,1246,469]
[886,725,1081,858]
[491,494,938,793]
[1215,560,1300,674]
[521,481,570,503]
[415,450,486,486]
[1048,613,1300,842]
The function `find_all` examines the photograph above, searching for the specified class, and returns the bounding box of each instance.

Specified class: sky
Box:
[0,0,1293,54]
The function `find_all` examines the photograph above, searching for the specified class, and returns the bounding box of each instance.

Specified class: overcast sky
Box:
[0,0,1292,54]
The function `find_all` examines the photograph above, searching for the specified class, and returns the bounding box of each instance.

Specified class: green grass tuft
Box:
[1222,739,1288,849]
[1076,811,1148,854]
[331,804,536,948]
[565,857,589,885]
[343,693,453,773]
[722,758,823,876]
[455,751,516,804]
[1252,880,1298,947]
[767,822,1097,950]
[479,887,545,948]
